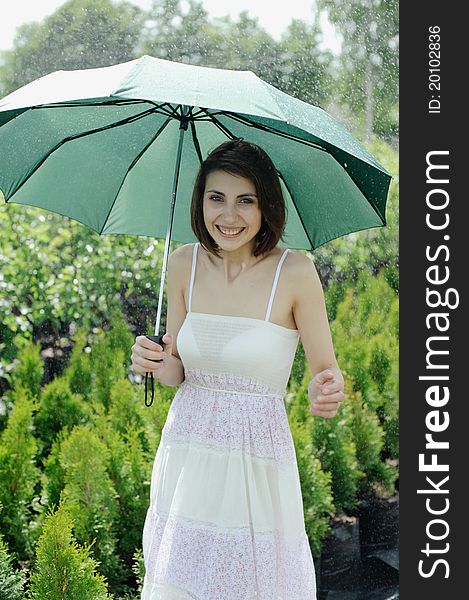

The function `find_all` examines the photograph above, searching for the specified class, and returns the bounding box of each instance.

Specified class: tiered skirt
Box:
[141,370,316,600]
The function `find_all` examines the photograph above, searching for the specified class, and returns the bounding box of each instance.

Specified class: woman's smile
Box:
[215,225,246,238]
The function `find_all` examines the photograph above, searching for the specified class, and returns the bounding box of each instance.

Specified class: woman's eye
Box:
[210,195,222,201]
[240,198,254,204]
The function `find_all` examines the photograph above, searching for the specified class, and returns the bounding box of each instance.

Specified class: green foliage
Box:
[344,374,397,495]
[42,431,68,510]
[330,268,399,459]
[64,329,93,399]
[131,547,145,599]
[92,411,151,571]
[107,379,147,440]
[89,335,126,412]
[0,196,162,352]
[310,397,362,514]
[0,531,25,600]
[27,500,110,600]
[368,334,391,393]
[106,306,135,372]
[288,339,306,395]
[34,377,91,457]
[289,418,334,556]
[59,426,124,589]
[372,356,399,459]
[0,387,40,560]
[8,339,43,401]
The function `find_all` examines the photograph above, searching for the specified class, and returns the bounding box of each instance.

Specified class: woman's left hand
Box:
[308,367,345,418]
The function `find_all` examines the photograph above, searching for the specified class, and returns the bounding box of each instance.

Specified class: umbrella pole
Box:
[153,115,188,337]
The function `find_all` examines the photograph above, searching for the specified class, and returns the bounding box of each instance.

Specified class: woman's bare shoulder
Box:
[169,242,195,262]
[283,249,323,298]
[168,243,196,282]
[284,249,317,274]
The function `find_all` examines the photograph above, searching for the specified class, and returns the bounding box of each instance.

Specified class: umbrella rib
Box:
[32,98,149,109]
[199,109,237,140]
[190,120,203,164]
[99,116,173,235]
[31,99,180,122]
[219,111,330,153]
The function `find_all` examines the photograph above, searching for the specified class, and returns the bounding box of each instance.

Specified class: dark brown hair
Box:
[190,139,286,258]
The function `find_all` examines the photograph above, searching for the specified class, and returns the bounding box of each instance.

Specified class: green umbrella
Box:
[0,55,391,401]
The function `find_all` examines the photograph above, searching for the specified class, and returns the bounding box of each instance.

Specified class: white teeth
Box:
[218,226,243,236]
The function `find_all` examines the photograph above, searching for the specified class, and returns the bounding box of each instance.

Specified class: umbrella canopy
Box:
[0,55,390,252]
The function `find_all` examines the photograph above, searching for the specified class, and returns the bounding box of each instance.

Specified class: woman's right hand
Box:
[131,333,173,380]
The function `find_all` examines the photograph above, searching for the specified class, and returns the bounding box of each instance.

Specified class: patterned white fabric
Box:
[141,243,316,599]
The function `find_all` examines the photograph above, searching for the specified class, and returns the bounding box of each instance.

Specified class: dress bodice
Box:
[176,243,299,397]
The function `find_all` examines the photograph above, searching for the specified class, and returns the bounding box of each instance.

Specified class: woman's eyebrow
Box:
[206,189,257,197]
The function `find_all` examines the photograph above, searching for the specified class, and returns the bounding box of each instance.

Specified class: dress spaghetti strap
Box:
[264,248,290,322]
[188,242,199,313]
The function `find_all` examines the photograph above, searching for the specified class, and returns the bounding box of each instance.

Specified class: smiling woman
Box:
[132,139,345,600]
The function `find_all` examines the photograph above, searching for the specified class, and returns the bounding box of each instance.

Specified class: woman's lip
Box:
[215,225,245,237]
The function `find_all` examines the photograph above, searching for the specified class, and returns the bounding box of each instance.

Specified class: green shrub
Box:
[288,373,361,515]
[106,306,135,373]
[0,386,40,559]
[375,362,399,459]
[289,418,334,556]
[109,427,150,567]
[41,429,68,510]
[330,269,399,457]
[91,409,151,570]
[311,400,362,515]
[289,339,306,393]
[0,531,25,600]
[27,501,111,600]
[63,328,93,399]
[368,334,392,394]
[323,278,347,322]
[59,425,124,590]
[126,547,145,599]
[34,377,91,457]
[8,338,43,401]
[87,308,135,412]
[344,374,397,495]
[89,334,125,412]
[286,369,312,425]
[107,379,148,448]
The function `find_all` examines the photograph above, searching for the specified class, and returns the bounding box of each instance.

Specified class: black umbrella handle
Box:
[144,334,165,407]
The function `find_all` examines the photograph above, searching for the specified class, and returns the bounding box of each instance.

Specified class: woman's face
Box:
[203,170,263,251]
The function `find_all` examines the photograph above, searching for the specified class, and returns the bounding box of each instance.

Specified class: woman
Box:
[131,139,345,599]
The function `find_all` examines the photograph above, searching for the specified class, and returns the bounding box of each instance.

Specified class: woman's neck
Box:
[210,241,267,284]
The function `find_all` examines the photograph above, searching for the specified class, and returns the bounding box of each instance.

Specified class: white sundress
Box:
[141,242,317,600]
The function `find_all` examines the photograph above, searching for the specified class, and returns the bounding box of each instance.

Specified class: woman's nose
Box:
[222,202,238,220]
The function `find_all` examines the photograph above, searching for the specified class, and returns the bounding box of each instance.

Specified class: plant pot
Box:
[319,515,361,592]
[357,492,399,558]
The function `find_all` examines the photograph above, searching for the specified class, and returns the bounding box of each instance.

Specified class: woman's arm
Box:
[290,252,345,418]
